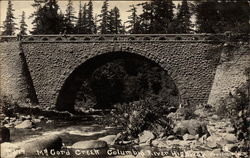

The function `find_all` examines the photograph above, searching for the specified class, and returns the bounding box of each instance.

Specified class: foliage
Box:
[194,0,249,33]
[98,0,109,34]
[75,2,87,34]
[126,5,140,34]
[65,0,76,34]
[107,7,124,34]
[86,0,96,34]
[169,0,192,33]
[30,0,65,34]
[0,96,18,117]
[216,72,250,149]
[1,0,17,35]
[18,11,28,35]
[74,57,179,110]
[99,96,176,138]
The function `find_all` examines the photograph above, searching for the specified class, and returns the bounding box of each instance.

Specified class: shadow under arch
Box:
[56,51,180,112]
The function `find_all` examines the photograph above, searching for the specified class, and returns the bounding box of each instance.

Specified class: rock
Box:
[206,141,218,149]
[1,142,24,158]
[207,135,227,147]
[224,144,238,152]
[22,134,62,154]
[72,140,108,149]
[33,118,41,123]
[138,130,155,144]
[224,134,237,144]
[182,134,196,141]
[26,115,32,120]
[226,127,234,134]
[194,109,207,118]
[173,119,209,137]
[0,126,10,143]
[46,120,53,124]
[38,116,45,120]
[15,120,35,129]
[98,135,117,145]
[211,115,219,120]
[166,135,176,140]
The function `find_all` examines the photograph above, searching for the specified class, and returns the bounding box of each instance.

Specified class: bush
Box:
[98,95,177,139]
[216,83,250,150]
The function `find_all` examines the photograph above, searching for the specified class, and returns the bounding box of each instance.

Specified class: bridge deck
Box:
[0,34,228,43]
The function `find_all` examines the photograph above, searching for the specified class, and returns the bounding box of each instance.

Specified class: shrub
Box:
[98,95,177,139]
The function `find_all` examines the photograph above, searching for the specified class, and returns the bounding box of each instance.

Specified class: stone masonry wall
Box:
[0,42,35,104]
[21,41,220,109]
[208,43,250,106]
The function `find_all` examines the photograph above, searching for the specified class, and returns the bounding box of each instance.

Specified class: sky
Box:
[0,0,181,34]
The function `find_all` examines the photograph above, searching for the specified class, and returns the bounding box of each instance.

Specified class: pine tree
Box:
[107,7,123,34]
[30,0,65,34]
[76,2,88,34]
[174,0,192,33]
[216,0,249,33]
[151,0,175,33]
[30,0,44,34]
[139,2,153,34]
[65,0,76,34]
[2,0,17,35]
[98,0,109,34]
[126,4,140,34]
[19,11,28,35]
[86,0,96,34]
[195,0,220,33]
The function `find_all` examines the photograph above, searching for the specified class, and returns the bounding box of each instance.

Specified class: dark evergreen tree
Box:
[86,0,96,34]
[30,0,64,34]
[216,0,249,33]
[107,7,123,34]
[151,0,175,33]
[98,0,109,34]
[126,4,141,34]
[138,2,153,34]
[2,0,17,35]
[195,0,220,33]
[195,0,249,33]
[19,11,28,35]
[65,0,76,34]
[172,0,192,33]
[30,0,44,34]
[75,2,87,34]
[138,0,175,33]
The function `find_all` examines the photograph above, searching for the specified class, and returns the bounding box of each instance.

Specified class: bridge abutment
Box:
[0,42,38,105]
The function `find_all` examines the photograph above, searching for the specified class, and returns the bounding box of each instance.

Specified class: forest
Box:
[1,0,249,35]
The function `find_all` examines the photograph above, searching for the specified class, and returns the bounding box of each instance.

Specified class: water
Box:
[10,120,120,146]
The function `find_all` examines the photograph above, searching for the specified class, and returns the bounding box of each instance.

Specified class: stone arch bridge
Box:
[1,34,241,111]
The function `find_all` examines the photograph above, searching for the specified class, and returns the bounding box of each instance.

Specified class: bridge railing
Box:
[0,34,248,43]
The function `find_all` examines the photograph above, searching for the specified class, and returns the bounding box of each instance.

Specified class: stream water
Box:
[9,120,173,158]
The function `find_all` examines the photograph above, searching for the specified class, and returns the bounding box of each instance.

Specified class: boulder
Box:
[72,140,108,149]
[226,127,235,134]
[98,135,117,145]
[224,134,237,144]
[224,144,238,152]
[182,134,196,141]
[0,126,10,143]
[207,135,227,146]
[173,119,209,137]
[1,142,24,158]
[166,135,176,140]
[138,130,155,144]
[15,120,35,129]
[194,109,207,118]
[22,134,62,154]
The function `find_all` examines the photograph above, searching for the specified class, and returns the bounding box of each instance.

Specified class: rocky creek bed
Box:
[0,109,249,158]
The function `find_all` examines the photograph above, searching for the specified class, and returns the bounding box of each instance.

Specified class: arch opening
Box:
[56,52,180,113]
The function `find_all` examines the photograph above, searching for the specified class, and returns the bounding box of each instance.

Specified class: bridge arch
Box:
[55,50,182,112]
